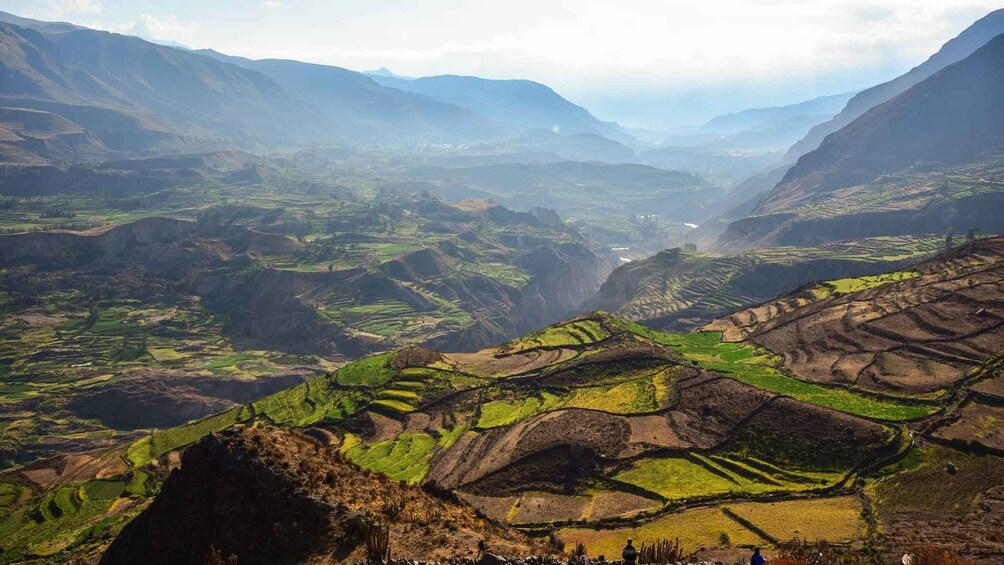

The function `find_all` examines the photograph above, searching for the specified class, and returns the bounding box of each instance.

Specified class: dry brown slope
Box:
[100,426,536,565]
[707,237,1004,395]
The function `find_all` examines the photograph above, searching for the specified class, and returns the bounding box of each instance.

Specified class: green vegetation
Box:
[615,454,843,501]
[504,319,610,352]
[875,446,1004,513]
[253,377,364,426]
[558,506,765,558]
[598,236,943,329]
[560,370,672,413]
[150,407,249,457]
[812,269,921,298]
[724,496,864,543]
[342,432,437,484]
[334,354,397,387]
[621,324,934,421]
[478,393,561,428]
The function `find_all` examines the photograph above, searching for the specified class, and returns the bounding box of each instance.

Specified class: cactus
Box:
[362,519,391,563]
[637,538,683,564]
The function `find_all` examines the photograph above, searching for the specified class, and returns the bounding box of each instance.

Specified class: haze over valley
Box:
[1,2,1004,563]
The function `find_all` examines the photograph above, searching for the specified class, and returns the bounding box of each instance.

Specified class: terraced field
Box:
[557,496,865,557]
[720,156,1004,251]
[3,253,1003,564]
[0,187,614,471]
[0,310,922,561]
[591,236,943,331]
[708,236,1004,396]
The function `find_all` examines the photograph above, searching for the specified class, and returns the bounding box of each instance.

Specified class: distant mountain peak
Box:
[363,66,414,80]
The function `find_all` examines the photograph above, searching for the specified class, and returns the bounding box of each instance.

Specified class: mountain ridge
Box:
[785,8,1004,161]
[718,32,1004,250]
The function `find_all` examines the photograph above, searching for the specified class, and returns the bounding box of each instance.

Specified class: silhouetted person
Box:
[751,547,766,565]
[477,539,487,560]
[622,538,638,564]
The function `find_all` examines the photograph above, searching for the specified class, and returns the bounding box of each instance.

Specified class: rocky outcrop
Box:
[100,426,534,565]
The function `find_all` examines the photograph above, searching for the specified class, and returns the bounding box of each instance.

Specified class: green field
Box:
[613,320,934,421]
[504,319,610,352]
[342,432,437,484]
[478,393,562,428]
[812,269,921,298]
[615,454,843,501]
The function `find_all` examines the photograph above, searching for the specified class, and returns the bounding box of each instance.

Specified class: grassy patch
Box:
[81,480,125,500]
[875,445,1004,514]
[478,393,561,428]
[504,319,610,352]
[614,454,839,501]
[370,398,415,414]
[150,406,248,458]
[558,506,764,558]
[813,270,921,298]
[252,376,361,426]
[342,432,436,484]
[628,327,933,421]
[335,353,396,387]
[725,496,864,543]
[561,375,664,414]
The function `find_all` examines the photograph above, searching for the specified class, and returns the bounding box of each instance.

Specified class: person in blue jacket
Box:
[751,547,766,565]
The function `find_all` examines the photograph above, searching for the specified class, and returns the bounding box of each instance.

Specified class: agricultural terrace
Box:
[557,496,864,557]
[601,236,943,330]
[610,319,934,420]
[0,312,939,561]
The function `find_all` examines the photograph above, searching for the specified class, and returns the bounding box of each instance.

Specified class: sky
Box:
[2,0,1001,129]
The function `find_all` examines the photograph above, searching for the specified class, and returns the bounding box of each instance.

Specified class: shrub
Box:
[909,544,981,565]
[204,546,238,565]
[548,532,566,553]
[776,538,841,565]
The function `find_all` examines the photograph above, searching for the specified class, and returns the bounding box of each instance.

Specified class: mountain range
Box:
[719,32,1004,250]
[3,6,1004,564]
[368,73,632,143]
[785,8,1004,161]
[0,11,629,162]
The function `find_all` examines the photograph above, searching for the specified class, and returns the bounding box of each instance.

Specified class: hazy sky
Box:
[3,0,1001,128]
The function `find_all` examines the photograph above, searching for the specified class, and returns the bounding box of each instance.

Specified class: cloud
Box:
[44,0,101,17]
[109,14,200,44]
[260,1,283,8]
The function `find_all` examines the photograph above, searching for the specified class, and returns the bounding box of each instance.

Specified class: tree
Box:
[945,229,955,250]
[967,226,982,243]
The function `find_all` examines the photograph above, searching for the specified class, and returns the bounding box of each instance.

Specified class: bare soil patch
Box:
[935,402,1004,451]
[709,237,1004,396]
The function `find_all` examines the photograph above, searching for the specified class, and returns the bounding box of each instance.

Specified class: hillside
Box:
[369,73,631,143]
[588,236,943,330]
[707,236,1004,398]
[100,426,537,564]
[408,161,717,257]
[1,284,1002,560]
[2,311,920,561]
[719,33,1004,250]
[0,188,615,465]
[0,22,327,159]
[693,91,855,153]
[195,50,500,144]
[0,12,631,160]
[786,8,1004,160]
